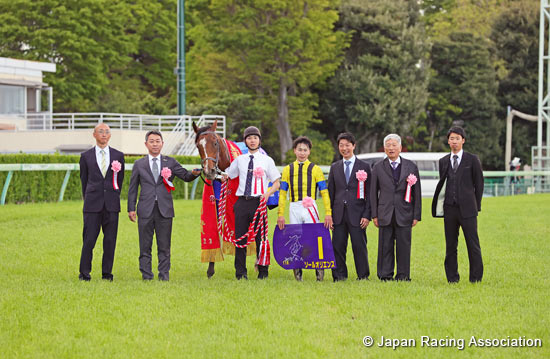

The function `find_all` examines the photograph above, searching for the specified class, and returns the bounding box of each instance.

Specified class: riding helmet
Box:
[243,126,261,141]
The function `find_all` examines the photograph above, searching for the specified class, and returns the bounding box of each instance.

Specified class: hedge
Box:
[0,154,203,204]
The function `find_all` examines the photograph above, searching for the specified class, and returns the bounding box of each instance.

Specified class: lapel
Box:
[348,159,361,185]
[92,147,107,178]
[143,155,157,183]
[455,152,468,178]
[440,154,450,178]
[398,157,408,184]
[381,158,393,181]
[335,159,346,186]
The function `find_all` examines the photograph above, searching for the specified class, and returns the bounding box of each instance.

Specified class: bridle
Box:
[197,131,228,181]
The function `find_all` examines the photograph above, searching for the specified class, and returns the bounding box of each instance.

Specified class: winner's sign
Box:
[273,223,336,270]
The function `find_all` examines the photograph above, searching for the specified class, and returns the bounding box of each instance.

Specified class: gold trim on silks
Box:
[222,241,256,256]
[201,248,224,263]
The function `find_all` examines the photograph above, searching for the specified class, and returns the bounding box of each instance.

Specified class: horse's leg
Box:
[207,262,215,278]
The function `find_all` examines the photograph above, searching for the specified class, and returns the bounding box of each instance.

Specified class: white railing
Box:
[10,112,226,156]
[163,115,226,156]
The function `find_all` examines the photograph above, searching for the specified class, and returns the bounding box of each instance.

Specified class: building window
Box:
[0,84,25,114]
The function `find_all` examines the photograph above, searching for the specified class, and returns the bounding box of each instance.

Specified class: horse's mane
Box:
[195,125,218,144]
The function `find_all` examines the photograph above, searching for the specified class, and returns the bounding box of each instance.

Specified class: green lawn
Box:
[1,195,549,358]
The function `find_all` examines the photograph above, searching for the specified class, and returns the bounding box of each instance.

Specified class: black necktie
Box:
[452,155,459,172]
[244,155,254,196]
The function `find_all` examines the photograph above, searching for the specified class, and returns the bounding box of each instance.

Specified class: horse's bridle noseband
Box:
[197,131,228,180]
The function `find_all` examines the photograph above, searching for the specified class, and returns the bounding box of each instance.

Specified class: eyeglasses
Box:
[96,130,110,135]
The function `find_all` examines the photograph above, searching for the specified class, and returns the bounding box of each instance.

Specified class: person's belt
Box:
[239,195,260,201]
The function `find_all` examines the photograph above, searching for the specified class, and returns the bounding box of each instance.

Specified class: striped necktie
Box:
[100,149,107,177]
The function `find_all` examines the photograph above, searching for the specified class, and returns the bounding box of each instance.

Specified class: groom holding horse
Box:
[224,126,280,280]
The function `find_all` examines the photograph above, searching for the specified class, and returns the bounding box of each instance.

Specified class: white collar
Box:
[96,145,109,154]
[148,154,161,161]
[450,149,464,159]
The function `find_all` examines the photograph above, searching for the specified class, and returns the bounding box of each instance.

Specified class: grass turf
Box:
[1,194,549,358]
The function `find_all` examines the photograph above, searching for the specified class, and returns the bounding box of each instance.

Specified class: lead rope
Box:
[217,181,270,265]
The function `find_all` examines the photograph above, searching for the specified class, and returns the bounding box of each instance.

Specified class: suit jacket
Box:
[79,147,125,213]
[370,157,421,227]
[328,157,371,226]
[127,155,198,218]
[431,151,484,218]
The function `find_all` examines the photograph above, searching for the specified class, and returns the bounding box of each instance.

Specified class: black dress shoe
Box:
[356,277,369,281]
[237,275,248,280]
[102,274,113,281]
[79,274,91,281]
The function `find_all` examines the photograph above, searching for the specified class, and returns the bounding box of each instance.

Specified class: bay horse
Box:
[193,120,232,278]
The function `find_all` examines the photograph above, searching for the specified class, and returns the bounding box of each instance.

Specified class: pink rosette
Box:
[253,166,265,195]
[111,160,122,190]
[161,167,175,192]
[302,196,319,223]
[356,169,368,199]
[356,170,368,182]
[404,174,417,203]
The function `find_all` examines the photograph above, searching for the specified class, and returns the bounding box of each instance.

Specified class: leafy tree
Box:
[186,0,347,161]
[318,0,430,155]
[429,32,502,168]
[0,0,138,111]
[491,0,539,166]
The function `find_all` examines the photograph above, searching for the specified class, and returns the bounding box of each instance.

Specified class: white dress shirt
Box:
[388,156,401,168]
[226,151,281,196]
[450,149,464,168]
[95,145,110,174]
[148,154,161,180]
[342,155,356,176]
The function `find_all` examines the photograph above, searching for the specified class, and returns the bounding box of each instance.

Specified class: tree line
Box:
[0,0,539,168]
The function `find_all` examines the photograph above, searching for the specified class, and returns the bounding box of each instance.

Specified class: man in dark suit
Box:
[371,134,421,281]
[432,126,484,283]
[127,130,200,281]
[79,123,125,281]
[328,132,371,281]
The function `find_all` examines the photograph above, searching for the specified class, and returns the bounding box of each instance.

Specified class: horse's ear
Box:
[211,119,217,131]
[192,121,199,133]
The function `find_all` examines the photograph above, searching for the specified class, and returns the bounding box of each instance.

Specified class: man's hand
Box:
[412,219,418,227]
[324,215,333,230]
[191,168,201,176]
[360,217,370,229]
[277,216,285,230]
[128,211,137,222]
[373,217,379,228]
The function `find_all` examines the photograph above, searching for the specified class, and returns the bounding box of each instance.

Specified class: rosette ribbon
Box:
[302,196,319,223]
[253,167,265,195]
[111,160,122,190]
[356,170,368,199]
[405,174,417,203]
[161,167,175,192]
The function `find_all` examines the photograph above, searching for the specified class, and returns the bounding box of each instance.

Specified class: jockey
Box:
[224,126,281,280]
[276,136,333,281]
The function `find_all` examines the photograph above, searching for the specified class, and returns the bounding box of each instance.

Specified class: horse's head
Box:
[193,120,223,180]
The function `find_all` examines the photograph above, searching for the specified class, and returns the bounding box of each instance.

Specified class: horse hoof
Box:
[207,263,215,278]
[207,270,215,279]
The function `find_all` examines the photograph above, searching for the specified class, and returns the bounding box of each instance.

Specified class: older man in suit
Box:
[127,130,200,281]
[79,123,125,281]
[328,132,371,281]
[371,134,421,281]
[432,126,484,283]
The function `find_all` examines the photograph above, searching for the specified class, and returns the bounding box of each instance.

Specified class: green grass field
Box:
[1,195,549,358]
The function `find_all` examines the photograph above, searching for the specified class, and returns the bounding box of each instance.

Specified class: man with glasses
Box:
[78,123,125,281]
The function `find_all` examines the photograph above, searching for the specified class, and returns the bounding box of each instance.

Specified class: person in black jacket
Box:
[432,126,484,283]
[79,123,124,281]
[371,134,421,281]
[328,132,371,281]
